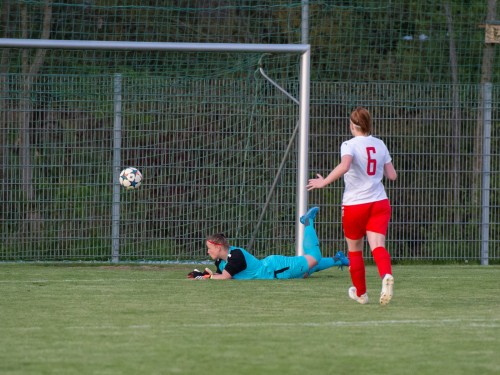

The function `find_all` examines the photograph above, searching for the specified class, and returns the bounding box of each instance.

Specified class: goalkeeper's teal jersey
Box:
[216,246,309,280]
[215,219,320,279]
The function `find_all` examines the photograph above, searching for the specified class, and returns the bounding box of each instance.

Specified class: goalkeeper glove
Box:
[187,269,211,279]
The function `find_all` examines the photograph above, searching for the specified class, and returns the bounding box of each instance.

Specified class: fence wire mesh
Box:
[1,74,498,262]
[2,1,499,83]
[0,1,499,262]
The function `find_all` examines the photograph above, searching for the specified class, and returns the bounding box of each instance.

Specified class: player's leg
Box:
[368,231,392,277]
[307,251,349,275]
[346,237,368,303]
[366,199,394,305]
[343,203,370,304]
[300,207,321,267]
[307,257,334,275]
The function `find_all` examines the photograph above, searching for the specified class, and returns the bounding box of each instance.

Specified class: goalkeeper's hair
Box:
[206,233,229,248]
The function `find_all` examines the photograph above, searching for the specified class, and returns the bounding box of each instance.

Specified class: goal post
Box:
[0,38,311,259]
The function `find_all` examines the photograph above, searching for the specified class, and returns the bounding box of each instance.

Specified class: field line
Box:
[4,318,499,332]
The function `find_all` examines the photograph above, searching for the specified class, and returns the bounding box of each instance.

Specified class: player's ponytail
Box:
[350,107,372,135]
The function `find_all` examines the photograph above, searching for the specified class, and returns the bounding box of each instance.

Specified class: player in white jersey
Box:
[306,107,397,305]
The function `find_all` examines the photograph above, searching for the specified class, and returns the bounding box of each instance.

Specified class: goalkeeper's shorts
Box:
[262,255,309,279]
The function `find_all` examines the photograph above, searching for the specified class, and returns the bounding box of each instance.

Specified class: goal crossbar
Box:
[0,38,309,53]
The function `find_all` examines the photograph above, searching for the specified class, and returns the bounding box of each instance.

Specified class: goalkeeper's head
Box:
[206,233,230,260]
[206,233,229,248]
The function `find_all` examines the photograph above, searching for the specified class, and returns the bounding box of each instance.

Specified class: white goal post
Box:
[0,38,311,257]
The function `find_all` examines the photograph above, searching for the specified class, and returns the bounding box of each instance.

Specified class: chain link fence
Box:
[1,74,498,262]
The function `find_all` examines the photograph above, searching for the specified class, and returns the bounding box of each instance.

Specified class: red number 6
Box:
[366,147,376,176]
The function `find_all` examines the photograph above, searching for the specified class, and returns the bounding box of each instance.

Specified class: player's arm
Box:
[307,155,352,191]
[216,248,246,279]
[384,162,397,181]
[209,269,232,280]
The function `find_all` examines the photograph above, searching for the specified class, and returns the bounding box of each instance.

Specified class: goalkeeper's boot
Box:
[348,286,369,305]
[300,206,319,226]
[379,274,394,306]
[332,251,349,270]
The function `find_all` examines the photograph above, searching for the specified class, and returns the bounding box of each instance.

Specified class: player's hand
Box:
[204,267,213,276]
[306,174,325,191]
[187,269,211,279]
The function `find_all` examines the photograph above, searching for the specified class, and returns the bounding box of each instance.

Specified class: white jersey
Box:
[340,135,391,205]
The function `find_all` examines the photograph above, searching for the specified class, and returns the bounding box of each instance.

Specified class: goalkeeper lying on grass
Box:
[188,207,348,280]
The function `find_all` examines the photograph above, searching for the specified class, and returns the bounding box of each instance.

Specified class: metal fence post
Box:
[112,73,122,263]
[481,82,492,266]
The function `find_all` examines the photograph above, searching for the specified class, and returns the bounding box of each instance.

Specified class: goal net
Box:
[0,42,309,261]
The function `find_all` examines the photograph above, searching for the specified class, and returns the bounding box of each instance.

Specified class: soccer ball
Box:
[119,167,142,190]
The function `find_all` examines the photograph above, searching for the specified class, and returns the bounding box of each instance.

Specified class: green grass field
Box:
[1,264,499,375]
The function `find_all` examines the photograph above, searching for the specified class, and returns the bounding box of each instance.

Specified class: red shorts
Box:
[342,199,391,240]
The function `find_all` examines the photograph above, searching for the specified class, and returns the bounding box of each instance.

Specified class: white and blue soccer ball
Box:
[119,167,143,190]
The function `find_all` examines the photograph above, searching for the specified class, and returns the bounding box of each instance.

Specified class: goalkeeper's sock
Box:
[308,257,336,275]
[372,246,392,278]
[348,250,366,296]
[302,220,322,263]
